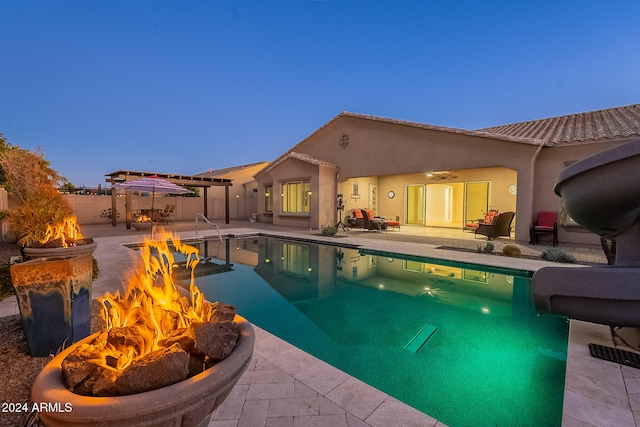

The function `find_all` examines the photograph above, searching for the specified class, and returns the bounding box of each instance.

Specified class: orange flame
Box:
[135,214,152,223]
[40,216,84,247]
[97,229,207,371]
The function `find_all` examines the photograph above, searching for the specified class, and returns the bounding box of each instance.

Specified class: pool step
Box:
[404,324,437,353]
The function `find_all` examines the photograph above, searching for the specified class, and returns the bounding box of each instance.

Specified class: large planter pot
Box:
[32,315,255,427]
[10,254,93,357]
[23,242,97,260]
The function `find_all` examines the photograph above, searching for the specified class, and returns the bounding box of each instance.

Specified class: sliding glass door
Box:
[464,182,490,223]
[405,184,425,225]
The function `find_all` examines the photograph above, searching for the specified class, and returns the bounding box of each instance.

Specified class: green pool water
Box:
[173,236,568,426]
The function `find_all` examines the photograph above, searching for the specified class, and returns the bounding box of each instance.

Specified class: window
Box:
[264,185,273,212]
[281,181,310,214]
[281,243,310,278]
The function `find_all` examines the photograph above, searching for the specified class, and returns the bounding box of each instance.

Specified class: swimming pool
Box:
[172,236,568,426]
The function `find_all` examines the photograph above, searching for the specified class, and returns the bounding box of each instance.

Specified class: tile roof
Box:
[261,151,337,174]
[194,161,269,178]
[476,104,640,146]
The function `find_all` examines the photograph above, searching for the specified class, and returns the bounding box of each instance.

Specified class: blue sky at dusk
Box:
[1,1,639,187]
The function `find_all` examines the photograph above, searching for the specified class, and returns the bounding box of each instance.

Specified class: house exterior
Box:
[194,161,269,221]
[254,104,640,245]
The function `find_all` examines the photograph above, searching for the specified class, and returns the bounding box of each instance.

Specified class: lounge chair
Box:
[530,211,558,246]
[160,204,175,224]
[475,211,515,240]
[385,218,400,231]
[361,209,388,232]
[346,209,364,229]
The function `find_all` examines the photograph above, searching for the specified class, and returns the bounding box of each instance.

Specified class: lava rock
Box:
[107,326,146,356]
[115,344,189,395]
[208,302,237,323]
[192,321,240,361]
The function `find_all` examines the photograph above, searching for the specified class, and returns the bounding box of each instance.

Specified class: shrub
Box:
[321,225,338,236]
[7,184,74,247]
[100,208,119,221]
[476,241,495,254]
[541,248,576,264]
[502,245,522,258]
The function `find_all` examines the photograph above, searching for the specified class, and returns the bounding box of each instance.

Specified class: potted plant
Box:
[0,142,95,355]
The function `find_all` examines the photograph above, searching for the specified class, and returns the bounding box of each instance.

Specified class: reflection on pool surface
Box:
[176,236,568,426]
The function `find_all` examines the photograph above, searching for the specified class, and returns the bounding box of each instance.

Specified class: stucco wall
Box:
[276,115,536,239]
[374,167,517,227]
[265,158,316,229]
[202,162,266,220]
[63,194,206,224]
[294,116,538,178]
[255,113,635,245]
[533,139,633,245]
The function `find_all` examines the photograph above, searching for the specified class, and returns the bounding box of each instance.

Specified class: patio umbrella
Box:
[116,176,193,211]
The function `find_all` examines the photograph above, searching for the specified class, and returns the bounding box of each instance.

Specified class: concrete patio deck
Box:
[1,220,635,426]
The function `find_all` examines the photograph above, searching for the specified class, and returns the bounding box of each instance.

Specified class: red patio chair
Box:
[531,211,558,246]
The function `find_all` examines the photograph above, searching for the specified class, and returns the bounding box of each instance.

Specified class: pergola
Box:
[105,170,232,229]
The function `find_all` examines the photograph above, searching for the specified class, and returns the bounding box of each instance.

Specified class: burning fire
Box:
[135,214,152,223]
[96,230,208,372]
[40,216,84,247]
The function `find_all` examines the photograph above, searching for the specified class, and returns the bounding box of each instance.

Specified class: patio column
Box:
[225,184,230,224]
[110,179,117,227]
[203,187,208,218]
[125,191,133,229]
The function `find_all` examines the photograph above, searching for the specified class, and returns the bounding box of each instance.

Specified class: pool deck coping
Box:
[1,227,636,426]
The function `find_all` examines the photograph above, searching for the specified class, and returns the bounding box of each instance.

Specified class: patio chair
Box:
[464,210,499,232]
[475,211,515,240]
[160,204,175,224]
[361,209,388,232]
[530,211,558,246]
[346,209,364,229]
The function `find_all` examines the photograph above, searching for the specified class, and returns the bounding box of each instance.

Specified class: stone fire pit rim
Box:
[32,314,255,425]
[23,241,98,260]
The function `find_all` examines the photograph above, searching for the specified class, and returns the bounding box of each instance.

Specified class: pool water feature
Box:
[168,236,568,426]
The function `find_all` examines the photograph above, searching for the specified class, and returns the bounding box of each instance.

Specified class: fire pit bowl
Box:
[24,242,97,260]
[32,315,255,427]
[131,222,153,231]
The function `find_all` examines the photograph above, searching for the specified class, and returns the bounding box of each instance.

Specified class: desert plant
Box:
[100,208,119,221]
[476,241,495,254]
[7,184,74,247]
[321,225,338,236]
[502,244,522,258]
[0,146,64,203]
[541,248,576,264]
